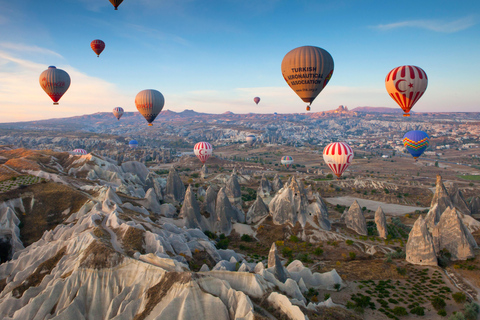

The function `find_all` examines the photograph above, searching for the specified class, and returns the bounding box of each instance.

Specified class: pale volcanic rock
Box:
[225,173,245,222]
[342,200,367,236]
[246,194,269,224]
[268,177,309,227]
[98,186,122,205]
[286,260,343,290]
[430,174,453,214]
[201,164,208,179]
[374,206,388,239]
[165,166,186,203]
[268,243,288,283]
[449,184,471,215]
[197,186,206,200]
[202,186,217,219]
[306,194,331,231]
[145,172,165,201]
[214,187,234,235]
[424,203,442,231]
[406,215,438,266]
[470,196,480,215]
[181,185,207,231]
[267,292,308,320]
[271,174,283,192]
[159,203,177,218]
[138,188,162,214]
[0,206,24,257]
[257,174,273,198]
[121,161,149,183]
[432,207,477,261]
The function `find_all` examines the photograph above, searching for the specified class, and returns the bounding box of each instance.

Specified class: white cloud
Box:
[0,42,63,58]
[372,15,477,33]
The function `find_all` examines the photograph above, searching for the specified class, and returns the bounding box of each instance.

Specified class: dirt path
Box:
[324,196,429,216]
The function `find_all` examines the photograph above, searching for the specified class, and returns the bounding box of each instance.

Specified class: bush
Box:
[452,292,467,304]
[349,252,356,260]
[290,235,299,243]
[410,306,425,316]
[324,293,331,300]
[204,230,215,239]
[282,247,293,258]
[392,306,408,316]
[346,239,354,245]
[432,296,446,311]
[240,234,252,242]
[449,312,466,320]
[216,238,229,249]
[438,309,447,317]
[314,248,324,255]
[464,302,480,320]
[396,267,407,275]
[334,283,341,291]
[326,173,333,179]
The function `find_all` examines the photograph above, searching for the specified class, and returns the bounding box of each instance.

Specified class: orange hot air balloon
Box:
[385,65,427,117]
[39,66,71,105]
[109,0,123,10]
[135,89,165,126]
[90,40,105,57]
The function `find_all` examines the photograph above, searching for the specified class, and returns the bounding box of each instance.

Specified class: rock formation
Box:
[306,194,330,230]
[197,186,206,200]
[121,161,149,183]
[145,172,165,201]
[449,184,471,215]
[406,216,437,266]
[202,186,217,218]
[201,164,208,179]
[430,174,453,214]
[257,174,273,198]
[214,187,234,235]
[424,203,441,231]
[181,185,206,231]
[140,188,162,214]
[471,196,480,215]
[271,174,283,192]
[342,200,367,236]
[432,207,477,260]
[374,206,388,239]
[225,173,245,222]
[246,194,269,224]
[268,243,288,283]
[268,177,309,227]
[165,166,186,203]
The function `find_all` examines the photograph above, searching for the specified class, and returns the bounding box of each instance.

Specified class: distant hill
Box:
[351,107,404,113]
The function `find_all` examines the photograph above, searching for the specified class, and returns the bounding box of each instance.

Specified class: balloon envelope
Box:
[113,107,124,120]
[129,139,138,149]
[109,0,123,10]
[39,66,71,105]
[253,97,260,105]
[385,65,427,116]
[194,142,213,164]
[135,89,165,126]
[246,135,256,146]
[403,130,429,159]
[91,40,105,57]
[281,46,334,107]
[72,149,87,155]
[323,142,353,178]
[281,156,293,169]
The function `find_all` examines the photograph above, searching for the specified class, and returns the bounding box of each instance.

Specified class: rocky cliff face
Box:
[214,187,234,235]
[424,203,441,231]
[306,194,331,231]
[202,186,217,218]
[268,243,288,283]
[430,174,453,214]
[268,177,309,227]
[258,174,273,198]
[406,216,438,266]
[342,200,367,236]
[246,194,269,224]
[165,166,186,203]
[449,184,471,215]
[181,185,207,231]
[271,174,283,192]
[374,207,387,239]
[432,207,477,260]
[471,196,480,215]
[225,173,245,222]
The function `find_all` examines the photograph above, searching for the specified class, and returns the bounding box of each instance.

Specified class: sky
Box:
[0,0,479,122]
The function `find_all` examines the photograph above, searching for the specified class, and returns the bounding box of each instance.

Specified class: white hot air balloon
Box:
[194,142,213,164]
[39,66,71,105]
[135,89,165,126]
[323,142,353,178]
[246,134,256,146]
[113,107,124,120]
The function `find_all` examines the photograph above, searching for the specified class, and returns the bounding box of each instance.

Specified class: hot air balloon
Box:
[281,46,334,111]
[72,149,87,155]
[194,142,213,164]
[39,66,71,105]
[254,97,260,105]
[113,107,124,120]
[403,130,429,160]
[109,0,123,10]
[90,40,105,57]
[323,142,353,178]
[135,89,165,126]
[385,65,427,117]
[129,139,138,149]
[246,135,256,146]
[281,156,293,169]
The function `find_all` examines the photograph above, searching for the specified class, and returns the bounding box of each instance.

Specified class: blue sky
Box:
[0,0,479,122]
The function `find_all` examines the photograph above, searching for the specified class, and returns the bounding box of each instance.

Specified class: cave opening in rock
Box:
[0,237,13,263]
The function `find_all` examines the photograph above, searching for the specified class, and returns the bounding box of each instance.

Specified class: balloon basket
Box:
[148,124,153,127]
[53,102,59,105]
[403,113,410,117]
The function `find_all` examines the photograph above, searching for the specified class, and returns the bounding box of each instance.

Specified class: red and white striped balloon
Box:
[72,148,87,155]
[385,65,427,116]
[323,142,353,178]
[194,142,213,164]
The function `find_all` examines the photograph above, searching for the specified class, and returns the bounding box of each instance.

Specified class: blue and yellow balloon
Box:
[403,130,429,160]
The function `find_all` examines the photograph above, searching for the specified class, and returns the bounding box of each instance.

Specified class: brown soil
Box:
[79,240,124,269]
[119,226,146,257]
[12,246,66,298]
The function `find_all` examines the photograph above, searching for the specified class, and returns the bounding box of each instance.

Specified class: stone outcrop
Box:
[214,187,234,235]
[271,174,283,192]
[140,188,162,214]
[268,177,309,227]
[197,186,206,200]
[202,186,217,218]
[432,207,477,260]
[257,174,273,198]
[430,174,453,214]
[165,166,186,203]
[306,194,330,231]
[144,172,165,201]
[246,194,269,224]
[406,216,437,266]
[424,203,441,231]
[121,161,149,183]
[225,173,245,222]
[201,164,208,179]
[471,196,480,215]
[181,185,206,231]
[268,243,288,283]
[374,207,387,239]
[342,200,367,236]
[449,184,471,215]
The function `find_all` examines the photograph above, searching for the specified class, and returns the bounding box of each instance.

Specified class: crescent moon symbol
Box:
[199,149,204,155]
[395,79,407,93]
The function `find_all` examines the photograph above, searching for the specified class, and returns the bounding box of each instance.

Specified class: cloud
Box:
[126,24,190,46]
[0,49,131,123]
[372,15,477,33]
[0,42,63,59]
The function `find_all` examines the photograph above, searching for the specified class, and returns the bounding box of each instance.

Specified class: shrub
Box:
[431,296,446,311]
[392,306,408,316]
[452,292,467,304]
[290,235,299,243]
[449,312,466,320]
[410,306,425,316]
[349,252,356,260]
[396,267,407,275]
[346,239,354,245]
[314,248,324,255]
[204,230,215,239]
[437,309,447,317]
[324,293,331,300]
[334,283,341,291]
[464,302,480,320]
[240,234,252,242]
[282,247,293,258]
[216,238,229,249]
[326,173,333,179]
